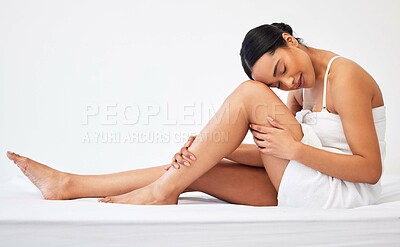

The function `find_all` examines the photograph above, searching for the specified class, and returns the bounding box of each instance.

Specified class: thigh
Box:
[187,159,277,206]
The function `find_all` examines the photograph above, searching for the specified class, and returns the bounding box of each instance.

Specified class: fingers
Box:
[181,146,196,161]
[166,159,183,171]
[175,152,191,167]
[249,123,269,134]
[249,116,285,132]
[252,135,266,149]
[170,156,180,169]
[182,135,197,162]
[168,135,198,170]
[267,117,285,130]
[173,146,196,168]
[171,161,181,169]
[250,128,266,139]
[249,124,271,149]
[185,135,197,148]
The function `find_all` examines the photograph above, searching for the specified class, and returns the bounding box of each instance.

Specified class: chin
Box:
[304,82,313,88]
[305,76,315,88]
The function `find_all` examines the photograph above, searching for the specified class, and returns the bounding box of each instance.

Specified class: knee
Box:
[227,80,275,109]
[235,80,273,99]
[238,80,270,91]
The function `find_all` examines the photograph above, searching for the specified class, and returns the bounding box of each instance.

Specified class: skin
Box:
[6,32,384,206]
[249,33,384,184]
[176,33,384,184]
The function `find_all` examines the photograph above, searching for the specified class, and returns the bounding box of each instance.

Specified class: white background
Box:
[1,0,399,182]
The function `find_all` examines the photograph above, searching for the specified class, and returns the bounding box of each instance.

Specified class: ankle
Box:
[59,172,73,199]
[152,181,180,202]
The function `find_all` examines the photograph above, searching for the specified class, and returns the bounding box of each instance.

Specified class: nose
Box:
[280,76,295,88]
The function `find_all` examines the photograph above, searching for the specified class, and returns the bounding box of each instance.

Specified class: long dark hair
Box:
[240,23,303,79]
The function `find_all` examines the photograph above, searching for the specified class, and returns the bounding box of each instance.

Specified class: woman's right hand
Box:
[164,135,197,171]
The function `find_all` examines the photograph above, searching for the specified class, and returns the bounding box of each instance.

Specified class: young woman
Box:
[7,23,386,209]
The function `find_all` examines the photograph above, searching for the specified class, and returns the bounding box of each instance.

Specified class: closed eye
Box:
[269,82,281,88]
[267,81,281,88]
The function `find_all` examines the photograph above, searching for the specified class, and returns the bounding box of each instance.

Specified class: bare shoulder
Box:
[329,57,384,111]
[330,57,374,89]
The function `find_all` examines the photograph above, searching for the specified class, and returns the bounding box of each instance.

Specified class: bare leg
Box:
[7,81,301,205]
[187,159,277,206]
[6,151,168,199]
[7,151,70,200]
[102,81,302,204]
[6,152,277,206]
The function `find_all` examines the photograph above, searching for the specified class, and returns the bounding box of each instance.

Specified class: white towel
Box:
[277,123,382,209]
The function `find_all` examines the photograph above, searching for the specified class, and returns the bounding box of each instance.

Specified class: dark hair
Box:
[240,23,303,80]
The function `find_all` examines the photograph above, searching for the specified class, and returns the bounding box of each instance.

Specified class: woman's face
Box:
[251,36,315,91]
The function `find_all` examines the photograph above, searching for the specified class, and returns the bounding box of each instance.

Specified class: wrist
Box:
[292,141,305,161]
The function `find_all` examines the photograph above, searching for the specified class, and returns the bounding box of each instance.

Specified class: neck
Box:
[299,46,337,87]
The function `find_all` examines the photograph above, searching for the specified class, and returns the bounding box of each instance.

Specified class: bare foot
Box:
[6,151,70,200]
[98,183,179,205]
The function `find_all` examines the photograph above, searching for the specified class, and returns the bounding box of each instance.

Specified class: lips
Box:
[296,74,304,89]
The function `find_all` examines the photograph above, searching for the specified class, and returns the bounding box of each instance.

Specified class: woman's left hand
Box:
[249,117,301,160]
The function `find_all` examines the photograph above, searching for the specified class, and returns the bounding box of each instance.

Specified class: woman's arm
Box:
[250,62,383,184]
[296,63,382,184]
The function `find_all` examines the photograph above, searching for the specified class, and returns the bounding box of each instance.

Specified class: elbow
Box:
[367,174,381,185]
[366,163,382,185]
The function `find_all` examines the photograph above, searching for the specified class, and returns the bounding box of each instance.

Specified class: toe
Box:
[99,197,112,203]
[6,151,22,161]
[6,151,15,160]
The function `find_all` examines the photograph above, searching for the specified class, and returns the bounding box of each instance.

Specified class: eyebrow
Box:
[273,59,280,77]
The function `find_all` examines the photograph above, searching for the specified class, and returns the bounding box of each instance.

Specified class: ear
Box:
[282,33,299,47]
